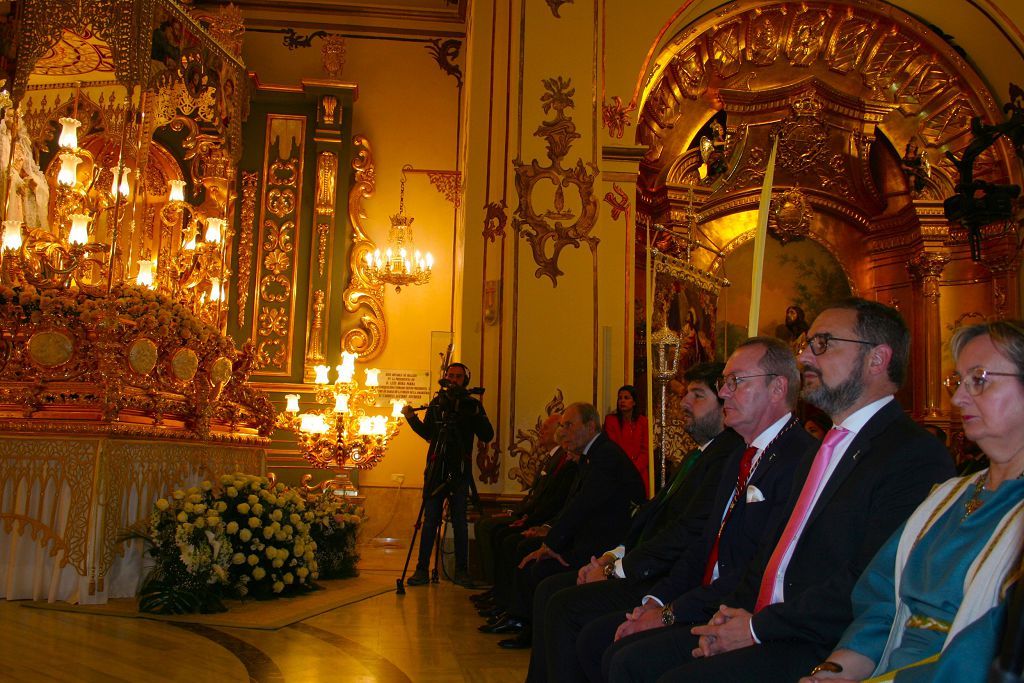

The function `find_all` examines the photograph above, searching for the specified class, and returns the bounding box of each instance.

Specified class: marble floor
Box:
[0,543,530,683]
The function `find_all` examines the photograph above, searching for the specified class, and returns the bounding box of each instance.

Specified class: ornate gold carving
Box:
[205,3,245,58]
[424,39,463,88]
[602,96,635,139]
[236,172,258,327]
[321,35,347,79]
[28,330,75,368]
[128,338,158,376]
[508,390,564,491]
[252,117,305,374]
[315,151,338,214]
[768,187,812,244]
[483,200,508,242]
[786,7,830,66]
[304,290,327,372]
[513,76,599,286]
[426,170,462,207]
[907,251,949,303]
[341,136,387,360]
[320,96,338,125]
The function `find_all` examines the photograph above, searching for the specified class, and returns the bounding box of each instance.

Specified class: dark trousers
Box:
[416,484,468,571]
[494,534,539,608]
[508,555,573,621]
[527,571,578,683]
[601,626,821,683]
[475,514,517,583]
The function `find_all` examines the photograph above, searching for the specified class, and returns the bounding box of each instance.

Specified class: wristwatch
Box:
[603,562,618,578]
[661,605,675,626]
[809,661,843,676]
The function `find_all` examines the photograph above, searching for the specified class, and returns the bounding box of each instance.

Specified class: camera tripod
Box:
[396,399,477,594]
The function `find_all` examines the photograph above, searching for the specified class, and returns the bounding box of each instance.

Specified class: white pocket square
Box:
[746,485,765,503]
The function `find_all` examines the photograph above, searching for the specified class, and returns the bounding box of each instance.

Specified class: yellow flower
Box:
[156,498,169,511]
[270,509,283,522]
[297,567,309,579]
[232,553,245,565]
[247,554,259,566]
[248,517,262,529]
[226,521,239,534]
[289,513,301,525]
[283,573,294,584]
[200,480,213,491]
[183,503,194,513]
[194,516,206,529]
[226,486,238,498]
[277,548,290,560]
[252,503,264,516]
[262,527,274,540]
[172,489,185,500]
[194,503,206,514]
[176,511,188,523]
[247,494,259,506]
[272,558,284,569]
[239,529,252,542]
[252,567,266,580]
[215,502,228,513]
[265,547,277,559]
[237,503,250,514]
[272,581,285,593]
[220,475,234,485]
[274,530,287,542]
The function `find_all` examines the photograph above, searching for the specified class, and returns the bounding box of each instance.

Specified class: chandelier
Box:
[364,169,432,292]
[277,351,406,471]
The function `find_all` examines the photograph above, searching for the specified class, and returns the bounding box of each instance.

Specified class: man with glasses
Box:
[579,337,812,681]
[607,298,955,683]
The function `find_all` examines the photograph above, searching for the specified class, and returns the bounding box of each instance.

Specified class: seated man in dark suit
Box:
[543,338,812,682]
[487,402,646,648]
[603,298,955,683]
[473,412,571,603]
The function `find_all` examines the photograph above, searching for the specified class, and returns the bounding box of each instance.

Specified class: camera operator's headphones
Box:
[447,362,471,385]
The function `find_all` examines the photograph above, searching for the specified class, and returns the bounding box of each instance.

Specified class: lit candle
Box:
[2,220,22,251]
[284,394,301,413]
[135,259,154,288]
[357,416,372,435]
[57,117,81,149]
[209,277,222,302]
[391,399,406,418]
[182,229,197,251]
[364,251,374,268]
[57,152,82,187]
[299,413,329,434]
[204,218,224,244]
[334,393,350,414]
[67,213,91,245]
[372,415,387,435]
[314,365,331,384]
[111,167,130,197]
[365,368,380,387]
[425,252,433,270]
[168,179,186,203]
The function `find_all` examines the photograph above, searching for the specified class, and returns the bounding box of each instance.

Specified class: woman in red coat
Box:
[603,385,650,492]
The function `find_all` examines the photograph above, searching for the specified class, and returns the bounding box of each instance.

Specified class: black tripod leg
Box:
[397,495,430,595]
[432,497,448,583]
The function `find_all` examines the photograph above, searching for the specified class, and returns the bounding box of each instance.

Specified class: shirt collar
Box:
[835,395,894,434]
[750,412,793,450]
[583,431,601,455]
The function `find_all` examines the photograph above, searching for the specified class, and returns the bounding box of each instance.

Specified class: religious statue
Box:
[1,110,50,229]
[775,305,809,353]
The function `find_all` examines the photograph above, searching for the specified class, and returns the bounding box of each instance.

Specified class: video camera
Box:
[433,379,485,420]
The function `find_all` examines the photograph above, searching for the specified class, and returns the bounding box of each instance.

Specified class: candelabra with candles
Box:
[650,327,682,491]
[277,351,406,474]
[364,169,433,292]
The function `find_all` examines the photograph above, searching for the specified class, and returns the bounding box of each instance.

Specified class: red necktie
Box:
[754,427,849,610]
[702,446,758,585]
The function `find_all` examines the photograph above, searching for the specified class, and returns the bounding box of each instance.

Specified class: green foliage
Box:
[776,251,851,322]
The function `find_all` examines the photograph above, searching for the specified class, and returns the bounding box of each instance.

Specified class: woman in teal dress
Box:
[801,320,1024,683]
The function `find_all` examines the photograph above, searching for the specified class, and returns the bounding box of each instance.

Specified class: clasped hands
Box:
[517,543,567,569]
[689,605,755,658]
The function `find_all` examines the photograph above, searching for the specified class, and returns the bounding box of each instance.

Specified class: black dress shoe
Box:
[498,628,532,649]
[478,615,523,634]
[470,589,495,603]
[478,605,504,619]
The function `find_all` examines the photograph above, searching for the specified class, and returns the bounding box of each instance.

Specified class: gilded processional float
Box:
[0,0,272,604]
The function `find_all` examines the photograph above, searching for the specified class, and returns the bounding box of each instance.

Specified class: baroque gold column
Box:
[907,251,949,418]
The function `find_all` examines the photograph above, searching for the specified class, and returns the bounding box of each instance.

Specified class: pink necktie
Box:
[754,426,849,611]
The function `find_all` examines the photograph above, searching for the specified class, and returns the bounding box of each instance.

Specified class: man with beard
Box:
[606,298,955,683]
[531,341,811,681]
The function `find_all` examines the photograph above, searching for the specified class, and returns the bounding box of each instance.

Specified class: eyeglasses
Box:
[716,373,778,392]
[943,367,1024,397]
[801,333,876,356]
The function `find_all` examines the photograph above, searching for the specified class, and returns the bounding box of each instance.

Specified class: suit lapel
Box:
[803,400,902,529]
[748,416,801,488]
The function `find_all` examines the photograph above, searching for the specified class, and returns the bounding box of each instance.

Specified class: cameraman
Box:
[402,362,494,587]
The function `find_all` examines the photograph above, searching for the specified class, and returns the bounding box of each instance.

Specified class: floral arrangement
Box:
[138,473,346,614]
[306,495,364,579]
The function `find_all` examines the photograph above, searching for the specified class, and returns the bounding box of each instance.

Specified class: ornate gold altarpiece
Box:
[0,0,270,603]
